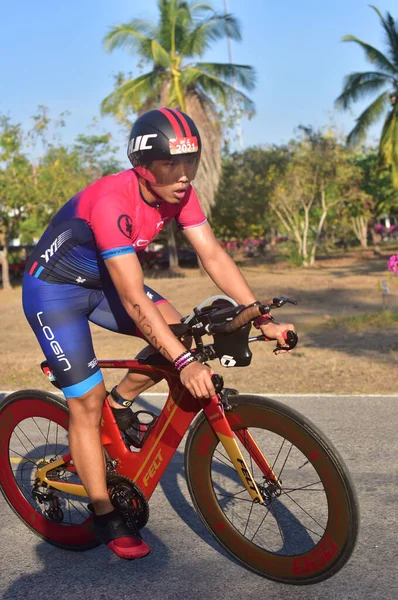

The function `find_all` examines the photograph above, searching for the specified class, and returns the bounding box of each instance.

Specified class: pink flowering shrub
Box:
[388,254,398,274]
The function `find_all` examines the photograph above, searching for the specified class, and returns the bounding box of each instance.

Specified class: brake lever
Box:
[211,374,224,394]
[270,296,298,309]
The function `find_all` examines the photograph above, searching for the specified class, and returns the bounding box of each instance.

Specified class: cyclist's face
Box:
[136,155,199,185]
[136,156,199,203]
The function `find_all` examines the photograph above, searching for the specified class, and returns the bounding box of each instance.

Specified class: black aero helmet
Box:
[127,108,201,185]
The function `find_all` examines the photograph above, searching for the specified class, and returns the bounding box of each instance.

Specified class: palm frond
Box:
[335,71,391,109]
[346,91,389,146]
[378,105,398,182]
[341,34,397,75]
[188,3,215,13]
[193,62,256,91]
[103,22,153,59]
[369,6,398,68]
[180,13,242,57]
[379,106,394,161]
[182,66,255,115]
[157,0,189,51]
[101,71,163,118]
[151,40,172,67]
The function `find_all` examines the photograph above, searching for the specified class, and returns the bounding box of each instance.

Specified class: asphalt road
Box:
[0,393,397,600]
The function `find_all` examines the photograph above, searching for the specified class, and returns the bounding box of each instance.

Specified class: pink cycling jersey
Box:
[26,169,207,287]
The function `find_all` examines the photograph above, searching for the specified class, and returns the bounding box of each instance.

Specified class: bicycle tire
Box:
[185,395,359,585]
[0,389,98,551]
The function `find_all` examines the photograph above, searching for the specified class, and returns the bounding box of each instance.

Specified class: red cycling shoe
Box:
[92,510,150,560]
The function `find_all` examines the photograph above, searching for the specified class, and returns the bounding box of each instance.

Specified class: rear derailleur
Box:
[31,485,64,522]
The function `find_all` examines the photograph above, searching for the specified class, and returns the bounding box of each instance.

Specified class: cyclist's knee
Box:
[67,383,106,426]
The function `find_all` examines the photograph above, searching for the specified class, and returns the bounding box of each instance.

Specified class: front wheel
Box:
[185,395,359,585]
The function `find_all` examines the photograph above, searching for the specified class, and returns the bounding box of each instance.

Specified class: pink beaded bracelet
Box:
[173,351,197,372]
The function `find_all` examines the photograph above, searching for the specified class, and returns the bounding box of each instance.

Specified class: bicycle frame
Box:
[35,359,280,504]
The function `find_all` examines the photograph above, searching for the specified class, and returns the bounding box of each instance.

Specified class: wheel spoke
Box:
[215,492,254,503]
[13,427,42,459]
[275,441,293,481]
[243,498,255,536]
[281,489,326,531]
[280,481,323,494]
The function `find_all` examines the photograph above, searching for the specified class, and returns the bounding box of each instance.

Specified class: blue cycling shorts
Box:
[22,273,168,398]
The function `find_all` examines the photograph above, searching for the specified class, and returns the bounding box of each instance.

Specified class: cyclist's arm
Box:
[184,223,295,351]
[105,252,188,361]
[105,252,216,396]
[183,223,257,305]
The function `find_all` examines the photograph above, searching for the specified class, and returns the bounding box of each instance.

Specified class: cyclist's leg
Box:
[88,283,190,406]
[22,274,114,513]
[22,274,150,558]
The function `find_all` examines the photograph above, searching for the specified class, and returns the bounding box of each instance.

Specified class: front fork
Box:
[202,393,280,504]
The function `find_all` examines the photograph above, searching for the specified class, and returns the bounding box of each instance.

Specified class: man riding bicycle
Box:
[22,108,295,560]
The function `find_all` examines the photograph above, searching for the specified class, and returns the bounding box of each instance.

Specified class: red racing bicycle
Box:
[0,295,359,584]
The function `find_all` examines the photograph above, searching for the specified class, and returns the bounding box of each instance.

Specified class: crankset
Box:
[107,474,149,530]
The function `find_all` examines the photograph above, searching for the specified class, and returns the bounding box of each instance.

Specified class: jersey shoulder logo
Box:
[117,214,133,238]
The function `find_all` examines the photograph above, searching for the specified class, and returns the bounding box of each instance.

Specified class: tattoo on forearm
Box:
[133,303,172,361]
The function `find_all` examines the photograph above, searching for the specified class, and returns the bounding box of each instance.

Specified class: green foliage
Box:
[0,116,36,241]
[0,109,122,287]
[336,5,398,186]
[269,128,361,263]
[210,146,289,239]
[350,149,398,216]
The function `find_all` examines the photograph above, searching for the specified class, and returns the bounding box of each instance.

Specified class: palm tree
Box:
[335,5,398,185]
[101,0,256,219]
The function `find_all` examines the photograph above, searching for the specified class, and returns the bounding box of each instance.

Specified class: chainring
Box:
[107,474,149,530]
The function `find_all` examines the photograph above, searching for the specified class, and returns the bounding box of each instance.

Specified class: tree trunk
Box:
[369,224,381,254]
[185,94,222,276]
[185,94,222,217]
[166,221,179,272]
[309,205,328,265]
[0,231,11,290]
[351,216,368,249]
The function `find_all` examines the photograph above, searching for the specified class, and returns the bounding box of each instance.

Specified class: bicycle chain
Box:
[106,473,149,531]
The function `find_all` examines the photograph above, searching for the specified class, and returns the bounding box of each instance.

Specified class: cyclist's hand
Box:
[179,361,215,398]
[260,321,296,354]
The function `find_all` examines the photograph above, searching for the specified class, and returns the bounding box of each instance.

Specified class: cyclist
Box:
[22,108,295,560]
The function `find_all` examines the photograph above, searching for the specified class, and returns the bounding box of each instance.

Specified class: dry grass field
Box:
[1,249,397,395]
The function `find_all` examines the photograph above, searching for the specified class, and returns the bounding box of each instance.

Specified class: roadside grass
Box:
[323,310,398,332]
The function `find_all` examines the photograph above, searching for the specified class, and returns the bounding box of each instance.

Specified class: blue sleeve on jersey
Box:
[101,246,136,260]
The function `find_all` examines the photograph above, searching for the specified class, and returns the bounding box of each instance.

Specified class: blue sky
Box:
[1,0,398,164]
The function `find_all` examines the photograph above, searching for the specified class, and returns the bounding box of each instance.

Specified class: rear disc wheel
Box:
[0,390,97,551]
